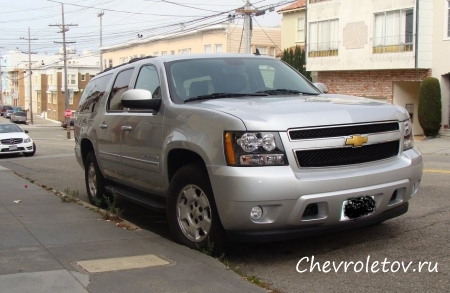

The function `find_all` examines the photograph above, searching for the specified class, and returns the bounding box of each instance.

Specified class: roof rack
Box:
[97,55,155,75]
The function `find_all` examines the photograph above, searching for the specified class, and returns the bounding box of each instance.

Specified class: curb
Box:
[11,171,141,232]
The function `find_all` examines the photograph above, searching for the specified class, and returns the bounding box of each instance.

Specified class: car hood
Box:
[189,94,408,130]
[0,132,30,140]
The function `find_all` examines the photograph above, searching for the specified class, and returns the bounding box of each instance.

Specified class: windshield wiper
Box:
[184,92,268,103]
[254,89,319,95]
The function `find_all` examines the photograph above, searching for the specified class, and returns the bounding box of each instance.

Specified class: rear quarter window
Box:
[78,73,113,114]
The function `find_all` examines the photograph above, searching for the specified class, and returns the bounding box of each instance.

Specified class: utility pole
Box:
[0,47,4,105]
[236,0,256,54]
[20,29,38,125]
[50,3,77,139]
[98,11,104,70]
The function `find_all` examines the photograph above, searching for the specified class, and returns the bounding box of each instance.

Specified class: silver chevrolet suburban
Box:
[75,53,423,251]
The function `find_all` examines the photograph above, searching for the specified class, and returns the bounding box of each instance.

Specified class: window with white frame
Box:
[154,52,159,56]
[179,48,191,54]
[69,90,74,105]
[255,46,268,55]
[204,45,212,53]
[309,19,339,57]
[81,74,85,81]
[70,74,76,85]
[48,74,53,84]
[171,50,175,55]
[270,47,275,57]
[373,8,414,53]
[161,51,168,55]
[108,59,113,68]
[297,17,305,42]
[215,44,223,53]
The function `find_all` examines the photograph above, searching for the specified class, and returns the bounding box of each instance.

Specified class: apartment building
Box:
[33,52,100,122]
[304,0,450,135]
[278,0,307,49]
[100,23,281,69]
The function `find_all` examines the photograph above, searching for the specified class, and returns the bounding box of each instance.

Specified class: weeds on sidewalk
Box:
[103,192,122,221]
[61,188,80,203]
[196,239,281,292]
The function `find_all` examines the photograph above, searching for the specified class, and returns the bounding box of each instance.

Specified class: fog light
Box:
[411,180,420,196]
[250,206,263,220]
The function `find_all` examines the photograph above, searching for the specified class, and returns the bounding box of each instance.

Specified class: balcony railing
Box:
[308,41,339,57]
[372,34,414,54]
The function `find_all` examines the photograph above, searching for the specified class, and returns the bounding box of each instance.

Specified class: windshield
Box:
[0,124,23,133]
[165,57,319,103]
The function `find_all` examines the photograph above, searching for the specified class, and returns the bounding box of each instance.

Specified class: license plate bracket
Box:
[9,145,17,151]
[343,195,376,219]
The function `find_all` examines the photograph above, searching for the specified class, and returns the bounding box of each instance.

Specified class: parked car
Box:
[10,111,27,124]
[61,117,75,129]
[0,105,13,117]
[0,123,36,156]
[4,110,14,119]
[75,53,422,252]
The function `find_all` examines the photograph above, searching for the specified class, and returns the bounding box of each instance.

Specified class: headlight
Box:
[24,137,31,143]
[402,119,414,151]
[224,131,287,166]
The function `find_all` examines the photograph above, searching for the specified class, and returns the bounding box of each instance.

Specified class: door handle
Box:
[100,123,108,129]
[121,126,132,131]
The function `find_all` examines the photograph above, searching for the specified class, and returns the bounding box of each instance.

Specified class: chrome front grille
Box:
[288,122,399,140]
[0,138,23,145]
[289,122,402,168]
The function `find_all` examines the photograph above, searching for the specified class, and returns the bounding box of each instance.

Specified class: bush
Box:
[418,77,442,137]
[280,45,311,81]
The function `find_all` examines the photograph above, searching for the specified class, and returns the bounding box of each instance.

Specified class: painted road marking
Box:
[77,254,170,273]
[423,169,450,174]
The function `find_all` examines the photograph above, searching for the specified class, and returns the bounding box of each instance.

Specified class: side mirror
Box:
[24,130,29,133]
[313,82,328,94]
[121,89,161,114]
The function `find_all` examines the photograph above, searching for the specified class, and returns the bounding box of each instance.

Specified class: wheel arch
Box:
[166,148,207,183]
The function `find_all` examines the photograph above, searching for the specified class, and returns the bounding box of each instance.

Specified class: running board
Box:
[105,185,166,211]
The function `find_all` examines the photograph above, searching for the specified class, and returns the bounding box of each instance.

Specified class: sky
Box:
[0,0,289,56]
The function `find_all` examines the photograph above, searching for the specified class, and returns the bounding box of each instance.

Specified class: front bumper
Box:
[209,147,422,236]
[0,141,34,154]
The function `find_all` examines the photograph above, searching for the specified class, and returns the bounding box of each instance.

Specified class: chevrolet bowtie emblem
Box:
[345,135,368,147]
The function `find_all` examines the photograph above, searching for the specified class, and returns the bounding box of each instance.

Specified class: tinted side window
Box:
[107,68,134,111]
[78,73,112,114]
[134,65,161,99]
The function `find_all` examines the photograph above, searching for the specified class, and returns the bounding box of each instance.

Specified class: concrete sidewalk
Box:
[414,129,450,155]
[0,167,265,293]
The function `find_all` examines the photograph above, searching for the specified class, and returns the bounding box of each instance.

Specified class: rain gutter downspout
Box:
[415,0,419,68]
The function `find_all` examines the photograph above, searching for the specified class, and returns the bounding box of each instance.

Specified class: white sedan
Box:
[0,123,36,157]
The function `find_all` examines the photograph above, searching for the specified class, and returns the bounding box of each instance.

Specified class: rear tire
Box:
[85,151,106,206]
[167,164,226,255]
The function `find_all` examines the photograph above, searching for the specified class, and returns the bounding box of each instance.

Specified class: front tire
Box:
[23,143,36,157]
[167,164,226,254]
[85,151,106,206]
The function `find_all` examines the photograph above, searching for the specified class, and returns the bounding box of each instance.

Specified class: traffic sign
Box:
[65,109,72,118]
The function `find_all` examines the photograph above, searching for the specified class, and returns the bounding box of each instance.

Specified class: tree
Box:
[280,45,311,81]
[418,77,442,137]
